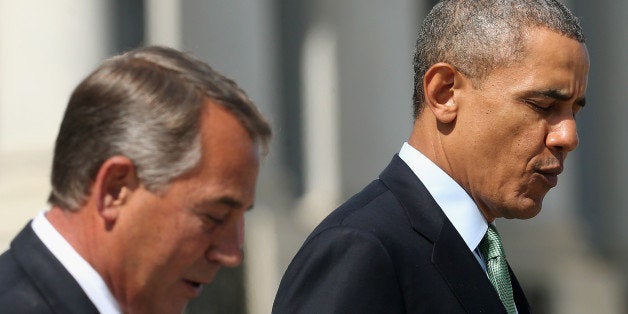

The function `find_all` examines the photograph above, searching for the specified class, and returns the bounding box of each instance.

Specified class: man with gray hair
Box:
[273,0,588,313]
[0,46,271,313]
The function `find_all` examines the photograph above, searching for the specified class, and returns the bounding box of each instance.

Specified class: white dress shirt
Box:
[32,210,121,314]
[398,142,489,270]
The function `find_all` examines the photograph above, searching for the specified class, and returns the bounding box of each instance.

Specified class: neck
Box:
[408,116,453,174]
[46,205,110,284]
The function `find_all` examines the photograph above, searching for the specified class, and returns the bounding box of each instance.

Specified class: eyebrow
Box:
[531,89,586,107]
[216,196,255,212]
[195,196,254,212]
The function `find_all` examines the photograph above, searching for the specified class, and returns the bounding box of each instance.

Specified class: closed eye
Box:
[205,214,225,225]
[194,196,252,230]
[525,99,553,113]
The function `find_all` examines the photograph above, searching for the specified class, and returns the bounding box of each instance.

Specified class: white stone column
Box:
[144,0,181,48]
[298,21,342,229]
[0,0,111,250]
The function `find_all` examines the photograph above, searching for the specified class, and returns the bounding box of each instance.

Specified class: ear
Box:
[423,63,460,124]
[92,156,139,225]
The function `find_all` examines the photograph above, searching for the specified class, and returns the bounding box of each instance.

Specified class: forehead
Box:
[486,28,589,96]
[198,100,260,174]
[522,27,589,67]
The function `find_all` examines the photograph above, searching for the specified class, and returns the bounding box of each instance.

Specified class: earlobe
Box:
[423,63,459,124]
[93,156,138,224]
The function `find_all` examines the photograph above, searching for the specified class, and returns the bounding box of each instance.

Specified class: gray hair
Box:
[49,46,272,210]
[412,0,586,118]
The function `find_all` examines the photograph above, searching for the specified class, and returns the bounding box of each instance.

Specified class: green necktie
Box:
[478,224,517,314]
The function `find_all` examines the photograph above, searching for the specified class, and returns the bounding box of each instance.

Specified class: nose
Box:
[206,216,244,267]
[546,116,579,153]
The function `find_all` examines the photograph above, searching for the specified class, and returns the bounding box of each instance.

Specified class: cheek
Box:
[140,227,212,295]
[141,214,208,270]
[463,117,541,191]
[506,119,548,166]
[166,218,213,262]
[479,110,544,161]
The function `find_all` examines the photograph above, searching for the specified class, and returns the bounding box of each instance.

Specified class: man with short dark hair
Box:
[273,0,589,313]
[0,46,271,313]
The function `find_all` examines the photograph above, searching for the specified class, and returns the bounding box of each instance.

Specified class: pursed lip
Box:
[535,166,563,187]
[182,278,210,298]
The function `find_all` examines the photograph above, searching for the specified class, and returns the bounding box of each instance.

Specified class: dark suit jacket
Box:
[0,222,99,313]
[273,155,530,313]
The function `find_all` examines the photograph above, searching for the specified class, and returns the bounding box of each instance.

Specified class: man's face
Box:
[449,28,589,221]
[109,102,260,313]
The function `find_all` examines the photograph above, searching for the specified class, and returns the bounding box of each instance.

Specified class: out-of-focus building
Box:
[0,1,625,313]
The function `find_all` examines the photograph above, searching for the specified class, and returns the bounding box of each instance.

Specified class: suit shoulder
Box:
[273,223,405,313]
[0,249,27,295]
[311,179,409,239]
[0,249,53,313]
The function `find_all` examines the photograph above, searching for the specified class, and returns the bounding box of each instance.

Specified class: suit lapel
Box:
[11,222,100,314]
[380,155,507,313]
[379,155,443,241]
[509,265,531,313]
[432,219,506,313]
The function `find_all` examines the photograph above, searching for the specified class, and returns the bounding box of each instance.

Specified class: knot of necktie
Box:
[479,224,505,261]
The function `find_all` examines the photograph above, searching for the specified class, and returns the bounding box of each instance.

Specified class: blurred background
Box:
[0,0,626,313]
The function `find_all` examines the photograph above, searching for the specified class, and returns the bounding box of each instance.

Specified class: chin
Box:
[510,202,543,220]
[153,301,188,314]
[127,297,189,314]
[512,210,541,220]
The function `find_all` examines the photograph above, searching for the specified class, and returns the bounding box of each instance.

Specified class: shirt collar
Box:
[398,142,488,252]
[32,210,121,314]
